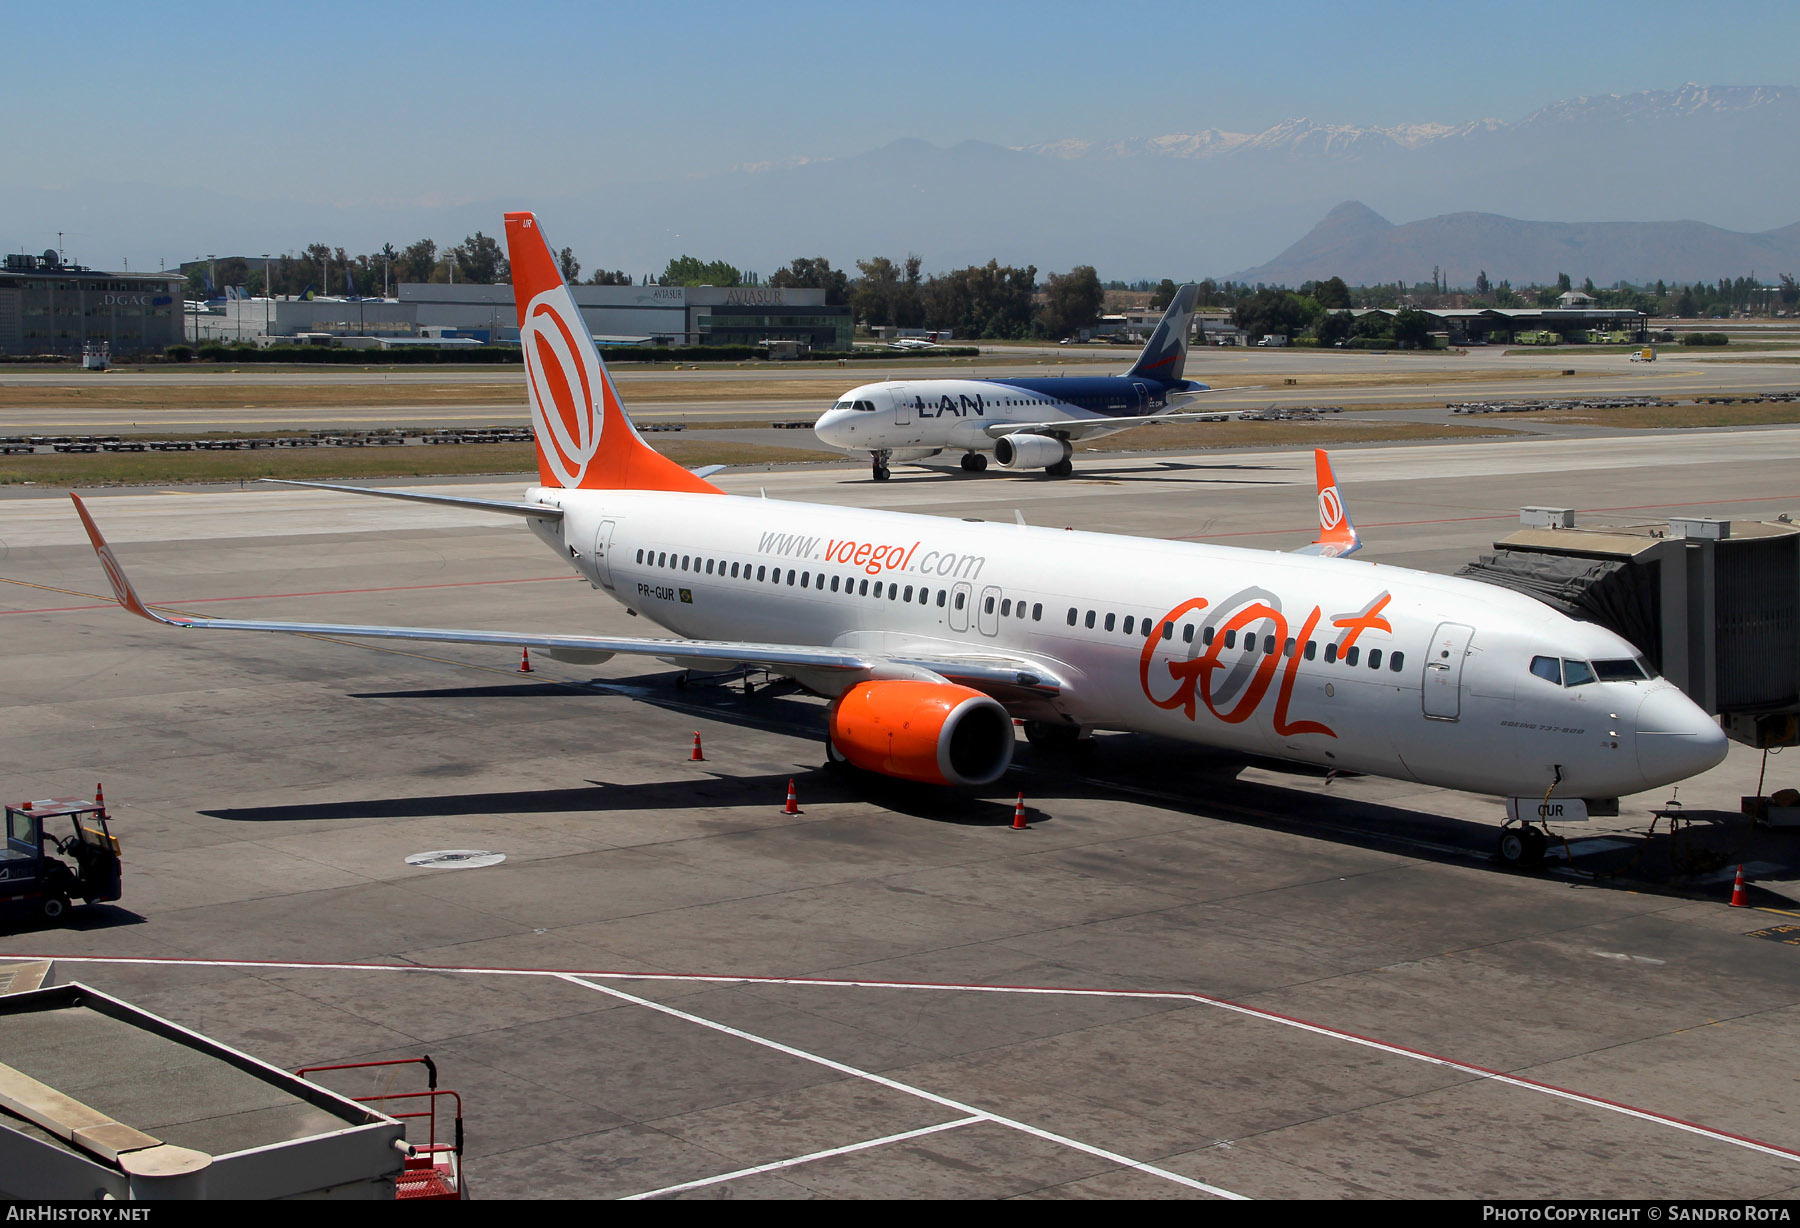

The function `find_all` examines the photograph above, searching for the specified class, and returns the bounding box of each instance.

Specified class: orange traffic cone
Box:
[690,732,705,761]
[783,779,801,815]
[1730,865,1749,908]
[518,647,534,673]
[95,782,106,815]
[1012,793,1028,830]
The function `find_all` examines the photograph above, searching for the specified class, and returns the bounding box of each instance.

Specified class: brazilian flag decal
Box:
[679,588,693,604]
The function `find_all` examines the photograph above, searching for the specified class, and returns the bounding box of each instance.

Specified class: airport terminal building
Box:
[0,252,184,357]
[199,283,852,350]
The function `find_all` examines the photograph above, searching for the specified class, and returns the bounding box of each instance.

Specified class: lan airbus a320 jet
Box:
[814,284,1228,480]
[72,212,1726,865]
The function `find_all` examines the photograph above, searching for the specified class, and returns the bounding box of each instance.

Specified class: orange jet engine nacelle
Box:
[828,680,1015,787]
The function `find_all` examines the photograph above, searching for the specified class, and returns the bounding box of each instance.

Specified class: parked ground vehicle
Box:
[1,797,122,921]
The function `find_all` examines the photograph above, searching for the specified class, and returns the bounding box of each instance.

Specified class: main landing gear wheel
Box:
[1024,720,1086,753]
[1497,822,1548,868]
[1046,459,1074,477]
[960,453,988,473]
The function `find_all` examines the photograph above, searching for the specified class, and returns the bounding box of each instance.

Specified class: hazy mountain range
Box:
[1234,201,1800,287]
[11,84,1797,283]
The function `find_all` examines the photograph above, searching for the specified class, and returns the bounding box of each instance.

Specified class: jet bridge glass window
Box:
[1563,659,1597,687]
[1593,658,1649,682]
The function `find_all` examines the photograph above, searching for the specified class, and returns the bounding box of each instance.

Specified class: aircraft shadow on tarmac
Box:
[199,771,1030,828]
[334,675,1773,890]
[876,460,1290,486]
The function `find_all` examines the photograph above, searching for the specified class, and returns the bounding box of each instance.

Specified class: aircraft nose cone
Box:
[814,410,850,447]
[1635,685,1728,789]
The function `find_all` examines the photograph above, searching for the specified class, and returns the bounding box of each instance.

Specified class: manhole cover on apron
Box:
[406,849,506,869]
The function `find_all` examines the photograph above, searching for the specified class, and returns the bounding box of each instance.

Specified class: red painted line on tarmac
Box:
[1182,491,1800,542]
[14,951,1798,1165]
[2,574,573,616]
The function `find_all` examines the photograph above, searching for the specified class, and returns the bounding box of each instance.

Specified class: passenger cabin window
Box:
[1123,616,1134,634]
[1104,613,1115,632]
[1324,641,1338,663]
[830,575,840,592]
[1304,641,1316,661]
[1345,646,1359,667]
[756,565,766,581]
[1182,625,1194,643]
[956,592,966,609]
[1085,611,1095,629]
[1390,651,1405,672]
[1368,649,1383,669]
[636,549,644,563]
[1067,607,1078,626]
[1161,622,1173,640]
[938,591,948,608]
[1032,603,1042,620]
[984,596,995,614]
[1531,656,1561,685]
[1224,630,1236,649]
[1002,599,1012,617]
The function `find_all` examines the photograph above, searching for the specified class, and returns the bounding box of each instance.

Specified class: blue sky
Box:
[2,1,1795,273]
[6,0,1794,204]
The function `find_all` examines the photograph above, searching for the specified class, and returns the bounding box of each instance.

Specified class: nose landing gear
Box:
[1497,819,1549,868]
[871,449,891,481]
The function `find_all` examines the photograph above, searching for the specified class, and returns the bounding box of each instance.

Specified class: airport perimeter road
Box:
[4,429,1800,1198]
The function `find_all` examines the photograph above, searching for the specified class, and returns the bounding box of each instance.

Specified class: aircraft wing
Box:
[982,407,1236,441]
[71,494,1063,700]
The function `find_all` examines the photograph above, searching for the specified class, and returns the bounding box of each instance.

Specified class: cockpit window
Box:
[1562,659,1597,687]
[1593,658,1650,682]
[1530,655,1562,685]
[855,400,875,412]
[832,400,854,411]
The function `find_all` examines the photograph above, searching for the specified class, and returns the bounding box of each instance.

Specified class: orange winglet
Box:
[502,211,721,496]
[70,493,172,623]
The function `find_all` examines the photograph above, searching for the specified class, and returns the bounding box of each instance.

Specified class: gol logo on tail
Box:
[522,289,604,487]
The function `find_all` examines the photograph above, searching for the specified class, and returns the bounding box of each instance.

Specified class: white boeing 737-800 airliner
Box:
[72,211,1726,864]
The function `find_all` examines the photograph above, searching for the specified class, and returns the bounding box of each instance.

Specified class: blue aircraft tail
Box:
[1126,283,1199,382]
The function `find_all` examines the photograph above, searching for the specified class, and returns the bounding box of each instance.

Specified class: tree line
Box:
[191,235,1797,340]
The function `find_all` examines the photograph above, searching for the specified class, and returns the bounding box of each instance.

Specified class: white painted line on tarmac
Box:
[556,974,1246,1200]
[621,1115,986,1200]
[19,952,1800,1171]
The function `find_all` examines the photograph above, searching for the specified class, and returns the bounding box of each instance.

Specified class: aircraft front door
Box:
[948,581,971,632]
[892,387,911,426]
[593,520,616,590]
[1423,621,1475,720]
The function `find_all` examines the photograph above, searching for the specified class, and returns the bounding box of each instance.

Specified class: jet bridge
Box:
[1460,509,1800,749]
